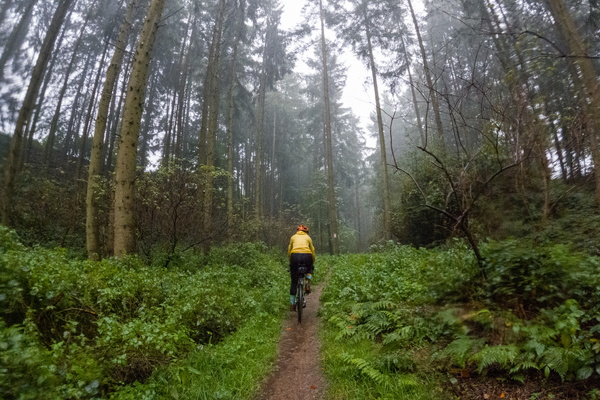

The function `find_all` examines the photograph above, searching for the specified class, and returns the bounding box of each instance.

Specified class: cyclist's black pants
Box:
[289,253,314,296]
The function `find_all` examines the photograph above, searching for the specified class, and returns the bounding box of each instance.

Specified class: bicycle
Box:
[296,264,308,323]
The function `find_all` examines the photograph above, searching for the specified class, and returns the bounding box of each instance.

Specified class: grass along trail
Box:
[255,282,327,400]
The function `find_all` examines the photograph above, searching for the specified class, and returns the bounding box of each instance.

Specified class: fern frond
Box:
[471,344,519,373]
[363,311,393,334]
[372,300,395,311]
[396,374,419,390]
[437,337,484,368]
[340,353,390,386]
[540,347,585,380]
[509,360,539,374]
[329,315,359,341]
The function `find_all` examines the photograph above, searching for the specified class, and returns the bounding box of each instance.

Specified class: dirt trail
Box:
[255,284,327,400]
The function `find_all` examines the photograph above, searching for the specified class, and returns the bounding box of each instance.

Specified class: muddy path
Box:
[255,283,327,400]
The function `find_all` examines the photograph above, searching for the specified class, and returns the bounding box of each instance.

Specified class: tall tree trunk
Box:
[544,0,600,206]
[270,109,277,218]
[140,71,158,168]
[1,0,75,226]
[173,15,195,161]
[23,36,64,165]
[254,42,268,221]
[63,52,93,160]
[226,10,242,240]
[86,0,137,260]
[113,0,166,256]
[401,37,425,146]
[76,44,109,179]
[44,16,90,172]
[200,0,226,238]
[364,9,392,242]
[319,0,339,254]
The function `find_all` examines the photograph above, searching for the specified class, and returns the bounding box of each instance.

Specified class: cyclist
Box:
[287,224,315,312]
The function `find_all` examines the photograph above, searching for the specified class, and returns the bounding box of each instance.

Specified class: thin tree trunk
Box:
[44,16,88,172]
[22,5,72,168]
[407,0,444,146]
[319,0,339,254]
[270,109,277,218]
[364,9,392,242]
[1,0,75,226]
[76,44,109,179]
[226,18,241,240]
[200,0,225,241]
[23,42,62,165]
[173,15,194,161]
[402,42,425,145]
[162,63,178,164]
[63,53,93,161]
[113,0,166,256]
[140,71,158,168]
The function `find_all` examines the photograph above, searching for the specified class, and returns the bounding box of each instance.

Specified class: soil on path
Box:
[255,283,327,400]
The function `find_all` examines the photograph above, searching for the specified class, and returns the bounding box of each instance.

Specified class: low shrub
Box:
[321,240,600,399]
[481,240,600,314]
[0,225,288,399]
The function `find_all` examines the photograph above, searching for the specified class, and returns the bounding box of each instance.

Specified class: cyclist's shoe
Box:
[305,282,311,294]
[303,298,307,308]
[290,304,296,312]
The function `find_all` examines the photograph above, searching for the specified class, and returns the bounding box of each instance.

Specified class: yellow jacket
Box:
[288,231,315,260]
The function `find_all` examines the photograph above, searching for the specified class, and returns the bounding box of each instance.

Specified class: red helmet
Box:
[297,224,309,232]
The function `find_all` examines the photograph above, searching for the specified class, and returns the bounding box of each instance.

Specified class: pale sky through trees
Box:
[280,0,425,150]
[280,0,376,147]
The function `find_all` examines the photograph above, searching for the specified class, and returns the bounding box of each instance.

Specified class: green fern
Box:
[509,360,539,375]
[340,353,390,386]
[363,311,393,334]
[396,374,419,390]
[471,344,519,373]
[372,300,395,311]
[329,315,359,341]
[540,346,586,380]
[382,326,413,347]
[436,336,484,368]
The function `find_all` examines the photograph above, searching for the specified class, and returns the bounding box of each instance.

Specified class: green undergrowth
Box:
[110,314,283,399]
[0,225,288,399]
[320,241,600,399]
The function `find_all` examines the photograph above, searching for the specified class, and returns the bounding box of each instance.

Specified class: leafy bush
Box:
[321,240,600,399]
[320,242,478,399]
[0,228,288,399]
[481,240,600,313]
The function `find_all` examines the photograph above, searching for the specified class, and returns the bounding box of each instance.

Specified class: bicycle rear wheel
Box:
[296,278,304,323]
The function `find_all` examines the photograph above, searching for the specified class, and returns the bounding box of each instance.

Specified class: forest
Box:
[1,0,599,399]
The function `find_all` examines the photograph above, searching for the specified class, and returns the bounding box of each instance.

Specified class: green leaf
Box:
[576,366,593,380]
[187,366,202,375]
